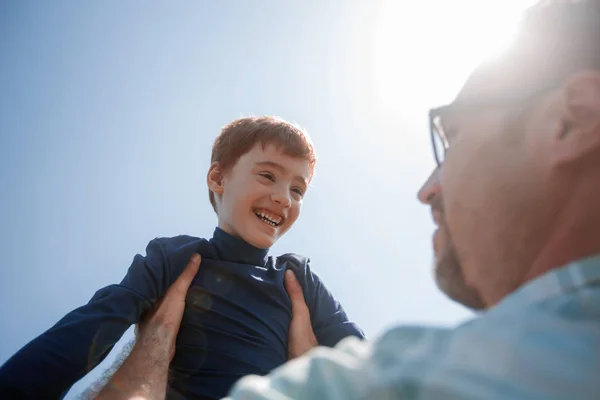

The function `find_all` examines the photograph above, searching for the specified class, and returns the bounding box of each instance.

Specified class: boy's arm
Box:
[95,254,201,400]
[0,238,173,400]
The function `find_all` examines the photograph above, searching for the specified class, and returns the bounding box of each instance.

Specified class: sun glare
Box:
[372,0,535,111]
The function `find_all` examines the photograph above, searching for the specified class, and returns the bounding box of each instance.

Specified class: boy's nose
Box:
[417,168,441,205]
[271,190,291,207]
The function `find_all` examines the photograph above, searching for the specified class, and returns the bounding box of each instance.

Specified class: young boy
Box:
[0,116,364,400]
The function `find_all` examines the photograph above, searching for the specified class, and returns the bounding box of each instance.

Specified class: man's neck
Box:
[525,180,600,284]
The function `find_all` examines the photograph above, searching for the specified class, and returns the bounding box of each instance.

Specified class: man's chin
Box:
[433,228,443,255]
[434,249,486,311]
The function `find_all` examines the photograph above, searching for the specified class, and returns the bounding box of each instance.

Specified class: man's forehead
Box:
[454,46,564,105]
[452,9,592,106]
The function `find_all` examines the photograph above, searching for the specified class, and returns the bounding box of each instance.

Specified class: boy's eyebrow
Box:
[255,161,308,186]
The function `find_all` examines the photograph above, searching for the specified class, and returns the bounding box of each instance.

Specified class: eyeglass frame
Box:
[428,81,562,167]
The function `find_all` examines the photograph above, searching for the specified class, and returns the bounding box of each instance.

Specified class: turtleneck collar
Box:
[209,227,269,267]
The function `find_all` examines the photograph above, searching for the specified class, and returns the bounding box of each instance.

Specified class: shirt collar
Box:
[209,227,269,267]
[497,253,600,310]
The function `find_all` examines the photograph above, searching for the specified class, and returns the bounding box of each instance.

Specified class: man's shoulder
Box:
[378,302,600,396]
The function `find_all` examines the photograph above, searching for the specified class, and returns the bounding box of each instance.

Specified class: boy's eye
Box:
[292,187,304,197]
[259,172,275,182]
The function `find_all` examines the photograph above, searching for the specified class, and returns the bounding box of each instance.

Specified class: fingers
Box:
[285,270,318,359]
[165,253,202,300]
[284,270,308,314]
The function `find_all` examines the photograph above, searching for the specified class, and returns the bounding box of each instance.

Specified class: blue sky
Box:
[0,1,527,397]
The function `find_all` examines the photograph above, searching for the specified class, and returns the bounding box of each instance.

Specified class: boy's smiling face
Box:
[208,143,311,249]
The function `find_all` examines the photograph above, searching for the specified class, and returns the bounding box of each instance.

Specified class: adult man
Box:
[102,0,600,398]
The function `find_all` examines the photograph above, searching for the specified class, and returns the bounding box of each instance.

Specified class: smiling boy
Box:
[0,116,364,400]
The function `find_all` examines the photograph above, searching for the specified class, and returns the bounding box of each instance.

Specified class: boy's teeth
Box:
[255,210,282,226]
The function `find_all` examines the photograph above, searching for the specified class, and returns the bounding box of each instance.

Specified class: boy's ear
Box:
[207,162,225,195]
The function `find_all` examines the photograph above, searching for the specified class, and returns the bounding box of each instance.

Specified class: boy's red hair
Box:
[209,116,317,211]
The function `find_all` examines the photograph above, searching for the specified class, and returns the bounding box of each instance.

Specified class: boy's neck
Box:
[210,227,269,266]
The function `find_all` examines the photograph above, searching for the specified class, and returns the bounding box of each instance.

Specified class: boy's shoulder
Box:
[150,234,206,249]
[145,234,218,264]
[276,252,310,266]
[275,252,322,281]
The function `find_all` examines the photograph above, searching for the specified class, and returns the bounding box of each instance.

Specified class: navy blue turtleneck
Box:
[0,228,364,399]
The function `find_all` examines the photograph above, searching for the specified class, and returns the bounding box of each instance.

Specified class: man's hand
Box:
[284,270,318,359]
[136,253,202,362]
[96,253,201,400]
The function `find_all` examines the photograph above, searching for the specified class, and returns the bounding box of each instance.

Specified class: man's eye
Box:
[259,172,275,182]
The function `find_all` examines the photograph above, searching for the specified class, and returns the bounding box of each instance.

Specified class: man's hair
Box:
[515,0,600,76]
[208,116,317,212]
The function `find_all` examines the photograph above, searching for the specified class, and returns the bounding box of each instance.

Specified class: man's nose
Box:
[417,168,441,205]
[271,189,292,207]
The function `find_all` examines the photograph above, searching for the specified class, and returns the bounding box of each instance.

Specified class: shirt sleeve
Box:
[0,238,171,400]
[225,336,374,400]
[301,259,366,346]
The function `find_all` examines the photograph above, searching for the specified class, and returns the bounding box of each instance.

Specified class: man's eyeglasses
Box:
[429,108,450,167]
[428,82,560,167]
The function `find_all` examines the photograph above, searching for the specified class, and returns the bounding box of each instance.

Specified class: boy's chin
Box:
[242,231,277,249]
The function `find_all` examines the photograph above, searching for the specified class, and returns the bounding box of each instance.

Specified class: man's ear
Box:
[553,71,600,165]
[207,162,225,195]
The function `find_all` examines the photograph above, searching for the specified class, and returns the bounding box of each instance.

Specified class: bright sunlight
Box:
[372,0,536,111]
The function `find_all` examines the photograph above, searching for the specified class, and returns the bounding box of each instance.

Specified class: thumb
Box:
[284,270,308,312]
[167,253,202,299]
[178,253,202,287]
